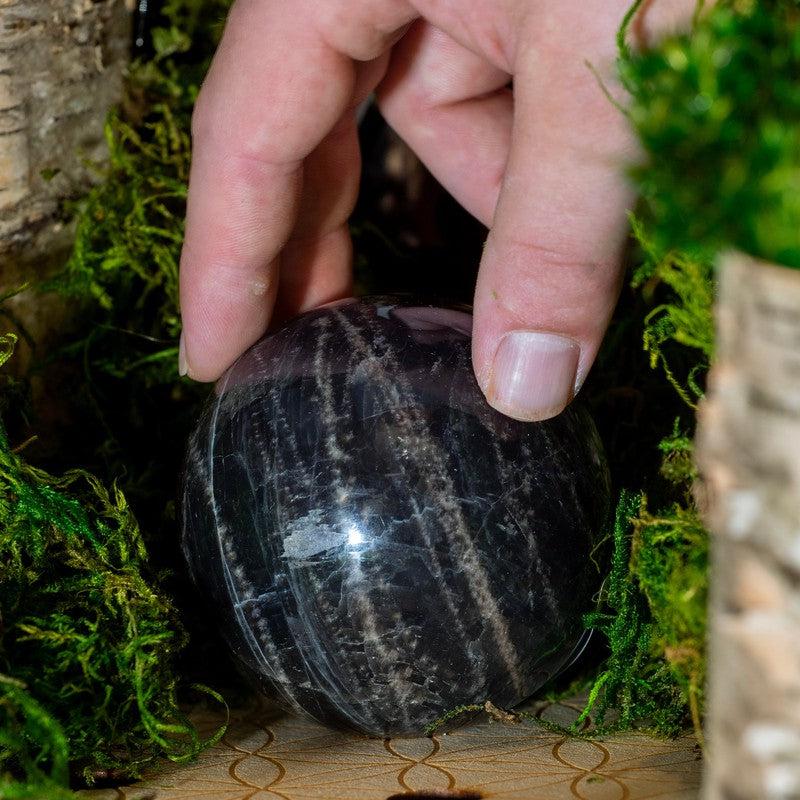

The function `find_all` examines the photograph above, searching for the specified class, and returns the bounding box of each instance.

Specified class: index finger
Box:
[179,0,357,381]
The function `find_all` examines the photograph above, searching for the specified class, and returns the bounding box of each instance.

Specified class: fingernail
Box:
[487,331,580,421]
[178,331,189,377]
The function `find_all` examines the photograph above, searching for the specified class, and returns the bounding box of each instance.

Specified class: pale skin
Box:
[178,0,697,421]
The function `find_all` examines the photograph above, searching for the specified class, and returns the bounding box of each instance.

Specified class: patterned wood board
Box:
[81,697,702,800]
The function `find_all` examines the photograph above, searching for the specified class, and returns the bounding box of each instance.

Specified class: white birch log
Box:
[0,0,132,257]
[0,0,132,371]
[700,253,800,799]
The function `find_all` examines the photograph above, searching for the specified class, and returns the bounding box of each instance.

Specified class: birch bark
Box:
[0,0,131,369]
[700,253,800,799]
[0,0,131,257]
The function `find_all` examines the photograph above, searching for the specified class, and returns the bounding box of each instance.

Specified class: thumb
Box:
[473,5,637,421]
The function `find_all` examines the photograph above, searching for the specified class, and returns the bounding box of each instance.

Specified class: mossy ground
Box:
[4,0,798,795]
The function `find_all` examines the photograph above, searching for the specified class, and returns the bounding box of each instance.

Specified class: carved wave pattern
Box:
[81,695,701,800]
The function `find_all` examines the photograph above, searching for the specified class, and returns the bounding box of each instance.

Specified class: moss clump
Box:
[630,218,714,406]
[632,496,707,742]
[0,334,224,797]
[48,13,219,386]
[577,227,713,741]
[624,0,800,268]
[578,491,688,737]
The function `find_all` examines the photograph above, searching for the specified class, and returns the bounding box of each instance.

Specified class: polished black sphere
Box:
[181,297,610,737]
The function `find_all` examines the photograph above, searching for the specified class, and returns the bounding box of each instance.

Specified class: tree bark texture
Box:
[0,0,131,373]
[0,0,131,257]
[700,253,800,799]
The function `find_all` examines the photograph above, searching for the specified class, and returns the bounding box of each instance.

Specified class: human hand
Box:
[178,0,697,420]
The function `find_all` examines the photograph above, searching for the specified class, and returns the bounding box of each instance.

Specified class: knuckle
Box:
[484,233,622,328]
[316,0,414,61]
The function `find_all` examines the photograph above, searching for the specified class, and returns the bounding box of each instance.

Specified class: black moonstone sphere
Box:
[181,297,610,738]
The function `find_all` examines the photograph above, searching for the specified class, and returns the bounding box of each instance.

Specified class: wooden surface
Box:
[82,695,701,800]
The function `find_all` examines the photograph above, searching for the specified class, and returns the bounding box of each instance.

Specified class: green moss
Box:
[624,0,800,268]
[578,237,712,740]
[0,333,225,796]
[632,499,707,743]
[575,493,692,738]
[0,673,72,800]
[630,218,714,407]
[48,32,199,385]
